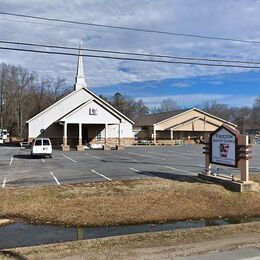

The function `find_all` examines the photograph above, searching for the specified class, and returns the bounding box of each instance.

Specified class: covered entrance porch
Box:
[62,122,123,151]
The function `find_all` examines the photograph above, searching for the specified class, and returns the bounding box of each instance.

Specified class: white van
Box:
[31,138,52,158]
[0,129,9,144]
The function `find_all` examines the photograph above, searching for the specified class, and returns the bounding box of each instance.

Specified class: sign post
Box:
[203,134,211,175]
[239,135,251,182]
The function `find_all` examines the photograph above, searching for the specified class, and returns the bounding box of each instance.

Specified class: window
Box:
[43,139,50,146]
[96,130,102,142]
[35,140,42,146]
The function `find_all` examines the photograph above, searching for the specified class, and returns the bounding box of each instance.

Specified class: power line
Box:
[1,46,260,69]
[0,11,259,44]
[1,39,260,65]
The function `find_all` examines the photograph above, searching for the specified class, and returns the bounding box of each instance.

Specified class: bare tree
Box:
[151,98,179,113]
[11,66,35,136]
[250,95,260,127]
[0,63,10,128]
[201,100,230,121]
[102,92,149,120]
[0,63,68,137]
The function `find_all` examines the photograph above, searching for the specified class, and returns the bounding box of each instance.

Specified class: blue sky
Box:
[0,0,259,108]
[94,70,259,107]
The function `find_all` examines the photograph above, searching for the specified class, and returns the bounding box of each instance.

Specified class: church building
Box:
[27,49,134,151]
[134,108,237,144]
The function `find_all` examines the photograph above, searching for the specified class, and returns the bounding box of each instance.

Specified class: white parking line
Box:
[129,167,157,178]
[2,178,6,188]
[85,153,102,160]
[9,157,13,166]
[61,154,77,163]
[50,172,60,185]
[127,152,166,160]
[41,159,45,163]
[129,167,141,173]
[164,166,198,176]
[91,169,112,181]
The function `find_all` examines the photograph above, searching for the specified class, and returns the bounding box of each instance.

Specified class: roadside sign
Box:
[203,124,253,187]
[210,124,239,168]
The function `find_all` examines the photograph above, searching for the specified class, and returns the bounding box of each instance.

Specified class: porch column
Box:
[63,122,67,145]
[170,130,173,141]
[78,123,82,146]
[105,124,108,145]
[115,123,125,150]
[62,122,70,151]
[118,123,121,145]
[153,126,156,144]
[77,123,84,151]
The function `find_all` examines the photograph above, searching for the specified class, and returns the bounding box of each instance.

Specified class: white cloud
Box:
[137,94,257,108]
[0,0,260,88]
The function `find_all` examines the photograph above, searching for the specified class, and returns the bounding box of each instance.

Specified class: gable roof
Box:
[134,108,236,127]
[83,87,134,124]
[191,108,237,127]
[27,87,133,124]
[55,99,93,122]
[134,109,189,127]
[58,98,122,122]
[26,88,83,123]
[166,116,220,130]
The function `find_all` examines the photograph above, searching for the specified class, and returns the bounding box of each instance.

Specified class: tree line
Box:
[0,63,259,137]
[0,63,69,137]
[100,95,260,134]
[201,98,260,133]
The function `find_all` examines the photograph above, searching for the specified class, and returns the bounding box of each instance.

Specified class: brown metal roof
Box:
[134,109,190,126]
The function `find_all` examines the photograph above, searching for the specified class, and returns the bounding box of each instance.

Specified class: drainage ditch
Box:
[1,216,260,249]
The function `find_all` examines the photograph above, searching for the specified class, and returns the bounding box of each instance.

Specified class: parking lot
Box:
[0,144,259,187]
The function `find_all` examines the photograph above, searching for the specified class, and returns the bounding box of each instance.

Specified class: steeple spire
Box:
[74,45,87,90]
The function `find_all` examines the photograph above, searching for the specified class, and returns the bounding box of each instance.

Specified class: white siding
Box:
[28,89,133,139]
[63,100,120,124]
[120,121,134,138]
[28,89,92,138]
[107,122,133,138]
[107,124,119,138]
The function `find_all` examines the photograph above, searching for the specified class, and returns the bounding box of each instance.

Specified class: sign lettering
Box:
[210,127,237,167]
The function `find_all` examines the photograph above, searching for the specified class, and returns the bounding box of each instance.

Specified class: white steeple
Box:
[74,46,87,90]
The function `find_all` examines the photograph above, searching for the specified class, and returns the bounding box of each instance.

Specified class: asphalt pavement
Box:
[0,144,259,187]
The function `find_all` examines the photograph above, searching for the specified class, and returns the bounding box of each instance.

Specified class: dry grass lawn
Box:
[251,174,260,183]
[0,177,259,227]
